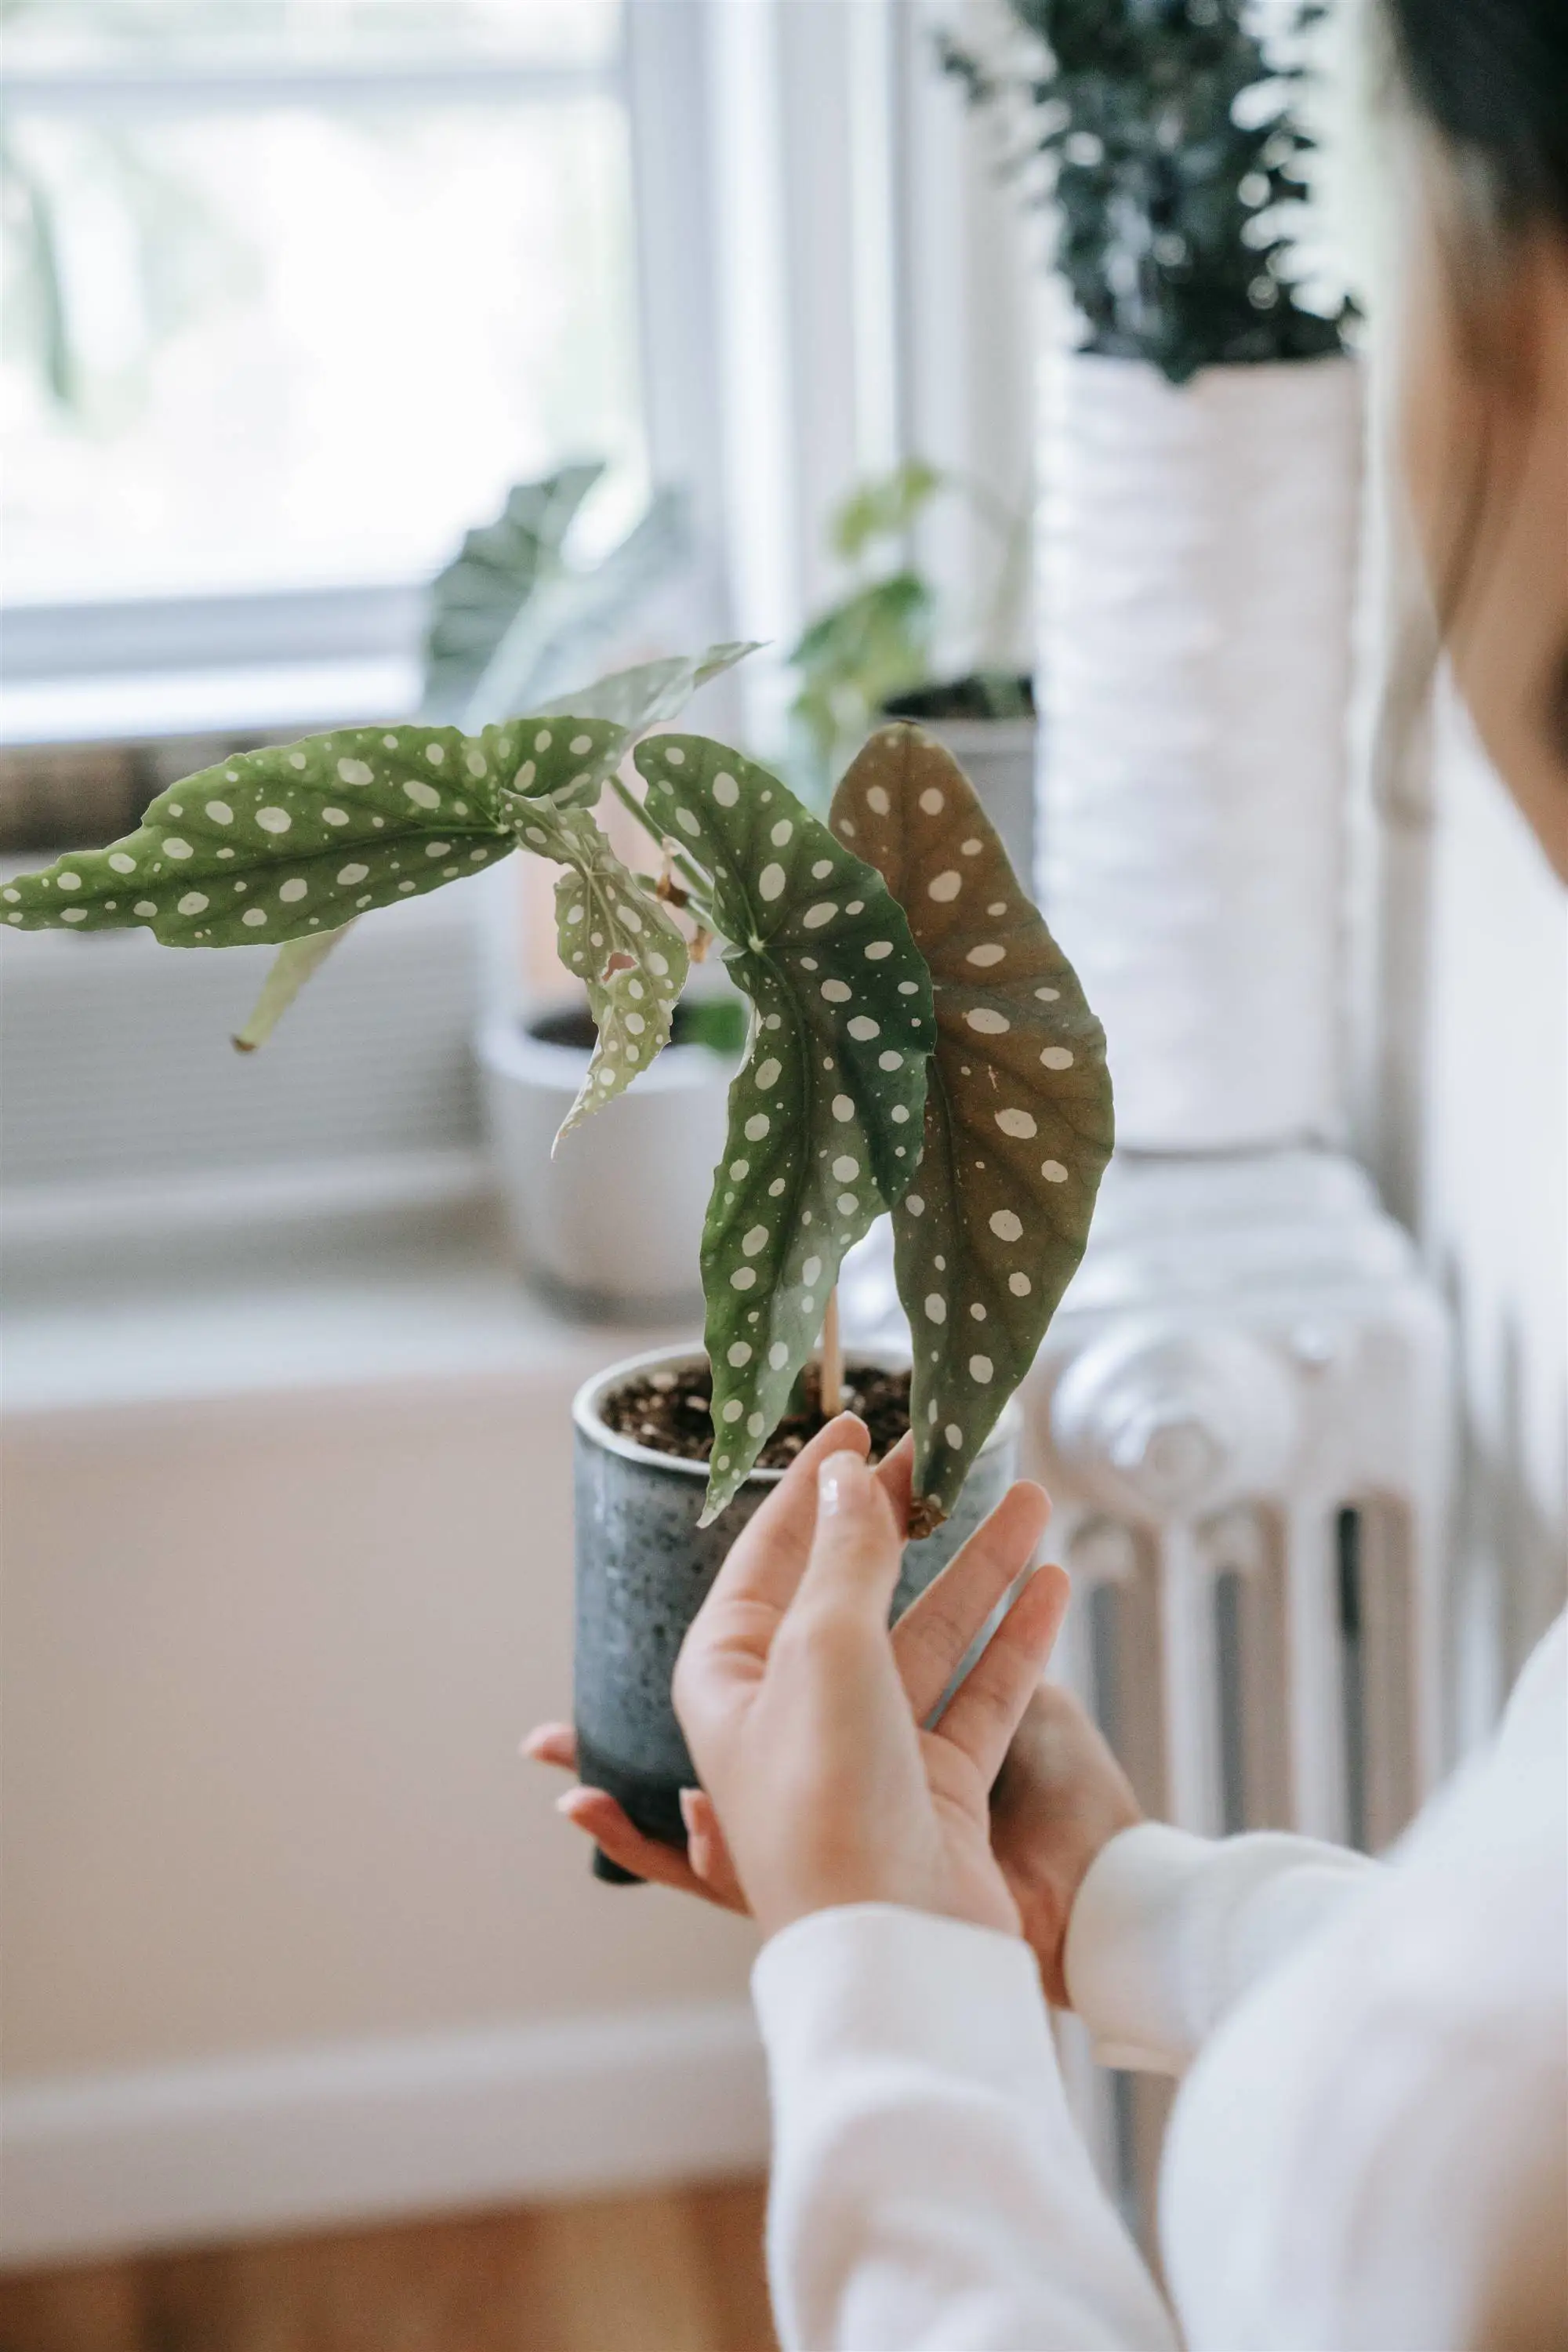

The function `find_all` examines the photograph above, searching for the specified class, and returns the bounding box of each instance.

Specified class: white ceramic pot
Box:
[478,1002,737,1318]
[1037,353,1363,1152]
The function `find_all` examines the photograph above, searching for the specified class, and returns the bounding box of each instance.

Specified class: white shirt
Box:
[753,1614,1566,2351]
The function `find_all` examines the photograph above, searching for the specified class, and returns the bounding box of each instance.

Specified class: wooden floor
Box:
[0,2180,778,2352]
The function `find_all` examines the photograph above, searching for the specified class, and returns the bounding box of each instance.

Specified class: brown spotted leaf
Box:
[832,724,1113,1530]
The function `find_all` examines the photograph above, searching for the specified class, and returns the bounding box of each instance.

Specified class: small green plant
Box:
[787,459,1031,795]
[4,650,1112,1531]
[941,0,1354,386]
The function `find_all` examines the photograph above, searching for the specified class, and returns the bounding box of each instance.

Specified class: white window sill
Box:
[0,654,423,750]
[1,1189,682,1420]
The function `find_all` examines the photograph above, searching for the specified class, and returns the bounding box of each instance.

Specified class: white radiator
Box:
[1031,1149,1449,1850]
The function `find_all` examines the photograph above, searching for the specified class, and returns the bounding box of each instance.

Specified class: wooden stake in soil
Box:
[818,1288,843,1418]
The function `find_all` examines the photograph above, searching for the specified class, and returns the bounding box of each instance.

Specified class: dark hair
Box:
[1383,0,1568,237]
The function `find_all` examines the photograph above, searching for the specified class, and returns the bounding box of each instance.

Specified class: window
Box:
[2,1,644,608]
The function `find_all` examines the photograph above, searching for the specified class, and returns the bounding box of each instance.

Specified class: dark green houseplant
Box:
[941,0,1354,385]
[941,0,1363,1160]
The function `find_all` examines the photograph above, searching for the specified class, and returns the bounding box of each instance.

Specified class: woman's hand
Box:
[524,1420,919,1912]
[528,1661,1144,2002]
[528,1412,1067,1943]
[673,1420,1065,1939]
[989,1684,1142,2004]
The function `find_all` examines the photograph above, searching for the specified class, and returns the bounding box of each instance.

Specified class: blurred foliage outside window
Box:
[0,0,644,605]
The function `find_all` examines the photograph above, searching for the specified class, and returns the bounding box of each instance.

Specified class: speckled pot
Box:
[572,1344,1021,1881]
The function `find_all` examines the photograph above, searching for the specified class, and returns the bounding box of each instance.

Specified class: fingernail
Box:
[554,1790,586,1816]
[818,1451,866,1515]
[679,1787,701,1834]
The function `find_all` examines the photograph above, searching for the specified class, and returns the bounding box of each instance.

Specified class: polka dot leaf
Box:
[831,724,1114,1533]
[520,799,691,1146]
[0,720,622,948]
[531,641,762,734]
[485,715,635,815]
[633,733,936,1523]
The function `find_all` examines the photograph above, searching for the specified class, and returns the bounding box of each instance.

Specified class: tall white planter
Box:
[1038,354,1363,1152]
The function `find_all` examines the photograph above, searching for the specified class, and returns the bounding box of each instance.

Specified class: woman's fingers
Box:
[529,1737,750,1913]
[554,1785,744,1911]
[932,1560,1072,1785]
[680,1787,748,1909]
[696,1412,871,1624]
[793,1450,905,1624]
[873,1432,915,1533]
[892,1483,1051,1722]
[521,1722,578,1771]
[674,1414,875,1740]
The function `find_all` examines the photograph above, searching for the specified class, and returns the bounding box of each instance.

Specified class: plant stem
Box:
[608,771,715,916]
[818,1288,843,1418]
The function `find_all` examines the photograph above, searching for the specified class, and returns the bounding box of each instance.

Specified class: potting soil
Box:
[600,1359,913,1468]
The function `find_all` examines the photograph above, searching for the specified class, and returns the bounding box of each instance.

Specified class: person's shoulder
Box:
[1374,1616,1566,2036]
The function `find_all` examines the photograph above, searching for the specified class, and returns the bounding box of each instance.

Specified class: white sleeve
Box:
[1064,1820,1377,2073]
[1160,1626,1567,2352]
[752,1904,1178,2352]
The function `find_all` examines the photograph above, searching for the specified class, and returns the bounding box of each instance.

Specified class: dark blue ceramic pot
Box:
[572,1345,1021,1879]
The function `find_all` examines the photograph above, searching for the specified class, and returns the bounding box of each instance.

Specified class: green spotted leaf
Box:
[517,797,690,1145]
[1,720,623,947]
[500,644,760,815]
[633,733,935,1523]
[533,642,760,734]
[832,725,1113,1533]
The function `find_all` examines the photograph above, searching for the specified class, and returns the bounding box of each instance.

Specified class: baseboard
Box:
[0,2000,768,2269]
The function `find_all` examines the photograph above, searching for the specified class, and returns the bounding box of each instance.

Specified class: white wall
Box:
[2,1374,757,2078]
[0,1356,768,2259]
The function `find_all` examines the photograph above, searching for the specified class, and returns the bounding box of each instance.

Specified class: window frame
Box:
[0,15,730,748]
[0,0,1033,765]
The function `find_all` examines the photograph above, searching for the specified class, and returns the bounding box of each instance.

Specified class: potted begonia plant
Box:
[4,658,1112,1873]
